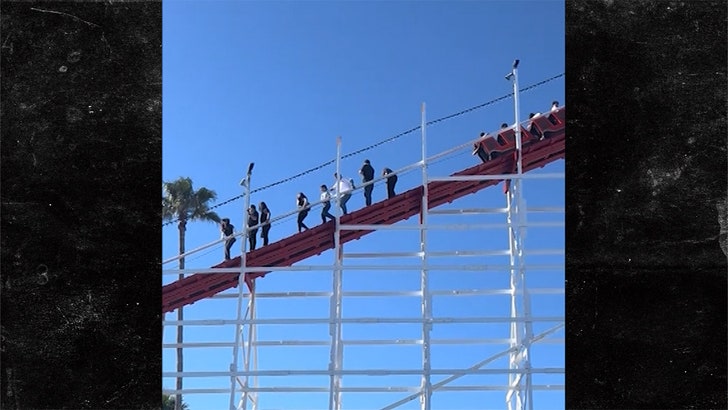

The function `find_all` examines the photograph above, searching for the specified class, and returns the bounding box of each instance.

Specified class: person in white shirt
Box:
[330,173,353,215]
[320,184,335,223]
[551,100,559,111]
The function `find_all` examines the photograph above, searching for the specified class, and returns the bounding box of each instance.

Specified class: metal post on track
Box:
[505,59,535,410]
[505,190,522,410]
[419,102,432,410]
[241,279,258,410]
[505,60,527,410]
[328,136,344,410]
[230,163,254,410]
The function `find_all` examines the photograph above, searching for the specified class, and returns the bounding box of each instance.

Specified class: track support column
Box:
[328,136,344,410]
[419,102,433,410]
[504,60,534,410]
[230,164,255,410]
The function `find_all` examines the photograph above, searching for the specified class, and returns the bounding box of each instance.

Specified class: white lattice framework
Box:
[163,64,564,410]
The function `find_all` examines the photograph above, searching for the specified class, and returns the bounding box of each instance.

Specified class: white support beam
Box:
[428,207,563,215]
[419,102,433,410]
[428,173,563,182]
[164,316,564,326]
[165,367,565,377]
[205,287,563,300]
[229,164,253,410]
[378,323,563,410]
[337,221,563,231]
[341,249,562,259]
[163,263,565,275]
[166,385,565,395]
[162,337,565,349]
[328,136,344,410]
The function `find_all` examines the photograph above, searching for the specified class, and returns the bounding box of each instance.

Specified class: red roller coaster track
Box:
[163,108,566,314]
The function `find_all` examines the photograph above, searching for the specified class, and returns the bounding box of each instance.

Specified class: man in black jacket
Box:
[220,218,236,260]
[382,168,397,199]
[247,205,259,251]
[359,159,375,206]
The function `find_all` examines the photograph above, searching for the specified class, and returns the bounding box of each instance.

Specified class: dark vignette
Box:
[1,1,162,408]
[566,1,727,409]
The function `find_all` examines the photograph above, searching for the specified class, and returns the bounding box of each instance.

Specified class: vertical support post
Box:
[512,61,534,410]
[175,241,185,410]
[252,315,260,410]
[419,103,432,410]
[516,193,534,410]
[328,136,344,410]
[230,164,254,410]
[504,59,533,410]
[505,192,522,410]
[241,281,257,410]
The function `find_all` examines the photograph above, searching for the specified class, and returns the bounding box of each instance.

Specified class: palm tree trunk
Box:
[176,221,186,410]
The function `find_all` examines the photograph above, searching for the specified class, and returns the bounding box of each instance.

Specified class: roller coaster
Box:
[163,100,565,410]
[163,107,564,313]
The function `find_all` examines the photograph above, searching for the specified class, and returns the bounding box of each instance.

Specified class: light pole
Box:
[505,59,522,175]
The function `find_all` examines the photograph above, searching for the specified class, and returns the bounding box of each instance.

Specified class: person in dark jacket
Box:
[259,201,271,247]
[296,192,310,232]
[247,205,259,250]
[320,184,335,223]
[382,168,398,199]
[473,132,490,163]
[359,159,375,206]
[527,113,543,139]
[220,218,235,260]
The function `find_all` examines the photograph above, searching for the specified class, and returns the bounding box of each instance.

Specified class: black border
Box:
[565,1,727,408]
[1,1,162,408]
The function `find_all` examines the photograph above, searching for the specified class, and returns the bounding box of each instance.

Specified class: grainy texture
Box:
[566,1,727,408]
[0,1,161,408]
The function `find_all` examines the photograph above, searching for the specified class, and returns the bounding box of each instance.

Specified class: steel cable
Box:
[163,73,563,227]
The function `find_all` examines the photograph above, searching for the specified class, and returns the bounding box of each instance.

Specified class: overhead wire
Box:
[163,72,564,227]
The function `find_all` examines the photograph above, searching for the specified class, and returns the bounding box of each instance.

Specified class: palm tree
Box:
[163,393,190,410]
[163,177,220,410]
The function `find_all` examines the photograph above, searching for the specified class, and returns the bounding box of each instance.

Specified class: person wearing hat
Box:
[359,159,375,206]
[220,218,236,260]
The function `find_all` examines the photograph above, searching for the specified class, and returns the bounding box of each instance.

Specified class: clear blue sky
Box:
[162,1,564,409]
